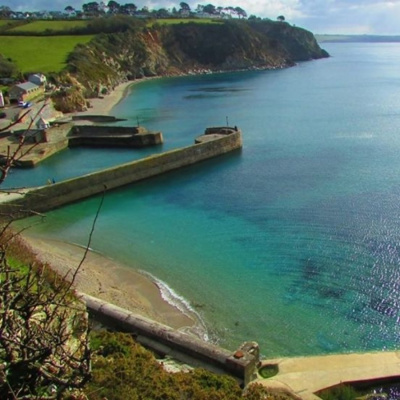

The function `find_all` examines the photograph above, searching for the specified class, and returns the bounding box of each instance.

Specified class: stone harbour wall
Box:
[0,129,242,220]
[69,125,163,147]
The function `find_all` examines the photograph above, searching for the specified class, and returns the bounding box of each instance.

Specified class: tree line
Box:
[64,1,248,19]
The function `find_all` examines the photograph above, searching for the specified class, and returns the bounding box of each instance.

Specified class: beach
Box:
[20,233,205,336]
[17,78,207,339]
[75,80,135,116]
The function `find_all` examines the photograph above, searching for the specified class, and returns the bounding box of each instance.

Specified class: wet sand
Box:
[21,233,204,336]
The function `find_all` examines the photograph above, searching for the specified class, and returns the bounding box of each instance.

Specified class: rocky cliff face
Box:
[55,19,328,111]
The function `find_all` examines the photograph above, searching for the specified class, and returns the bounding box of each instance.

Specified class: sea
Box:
[7,42,400,357]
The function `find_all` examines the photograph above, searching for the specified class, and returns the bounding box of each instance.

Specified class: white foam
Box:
[71,242,94,252]
[139,270,209,341]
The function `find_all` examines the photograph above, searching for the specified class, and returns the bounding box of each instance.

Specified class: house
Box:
[36,116,50,130]
[9,82,43,102]
[28,73,47,86]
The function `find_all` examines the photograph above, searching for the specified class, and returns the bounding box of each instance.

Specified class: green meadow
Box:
[8,20,89,33]
[0,35,94,73]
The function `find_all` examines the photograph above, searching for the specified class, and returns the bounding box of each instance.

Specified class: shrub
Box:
[318,384,360,400]
[86,331,273,400]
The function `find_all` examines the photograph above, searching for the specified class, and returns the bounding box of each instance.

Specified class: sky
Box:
[2,0,400,35]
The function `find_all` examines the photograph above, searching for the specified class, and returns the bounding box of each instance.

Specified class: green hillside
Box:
[0,35,94,73]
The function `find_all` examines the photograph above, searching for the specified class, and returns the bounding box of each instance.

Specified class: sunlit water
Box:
[9,43,400,357]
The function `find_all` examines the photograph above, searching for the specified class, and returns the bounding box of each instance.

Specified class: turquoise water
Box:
[10,43,400,357]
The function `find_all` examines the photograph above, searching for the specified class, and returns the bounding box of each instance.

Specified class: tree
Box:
[107,0,120,14]
[248,15,259,21]
[156,8,170,18]
[277,15,285,22]
[138,5,149,14]
[179,1,190,11]
[64,5,75,13]
[203,3,216,15]
[82,1,100,15]
[0,6,12,18]
[195,4,204,13]
[235,6,247,19]
[0,55,17,79]
[121,3,137,15]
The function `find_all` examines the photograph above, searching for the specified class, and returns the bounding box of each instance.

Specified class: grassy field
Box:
[0,35,94,73]
[0,20,21,30]
[0,20,12,27]
[8,20,89,33]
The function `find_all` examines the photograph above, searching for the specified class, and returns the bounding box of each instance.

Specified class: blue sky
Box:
[2,0,400,35]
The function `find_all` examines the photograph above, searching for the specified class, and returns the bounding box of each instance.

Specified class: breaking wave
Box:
[139,270,209,341]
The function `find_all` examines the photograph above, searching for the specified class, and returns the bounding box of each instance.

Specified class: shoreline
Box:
[1,77,210,341]
[19,78,210,337]
[20,233,207,339]
[74,77,157,117]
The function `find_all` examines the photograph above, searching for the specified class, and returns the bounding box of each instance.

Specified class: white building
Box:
[36,116,50,130]
[28,73,47,86]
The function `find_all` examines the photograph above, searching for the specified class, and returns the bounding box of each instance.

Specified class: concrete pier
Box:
[81,293,259,386]
[0,128,242,220]
[256,352,400,399]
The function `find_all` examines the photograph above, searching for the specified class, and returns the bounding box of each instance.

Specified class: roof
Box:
[15,82,40,91]
[36,116,49,127]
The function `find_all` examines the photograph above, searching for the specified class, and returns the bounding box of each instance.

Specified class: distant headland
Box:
[0,16,329,113]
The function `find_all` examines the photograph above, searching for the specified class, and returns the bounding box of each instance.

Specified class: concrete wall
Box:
[0,130,242,219]
[81,293,259,385]
[69,125,163,147]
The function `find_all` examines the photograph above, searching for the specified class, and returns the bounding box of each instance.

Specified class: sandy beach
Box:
[16,78,207,338]
[75,80,135,116]
[21,233,204,336]
[75,77,159,118]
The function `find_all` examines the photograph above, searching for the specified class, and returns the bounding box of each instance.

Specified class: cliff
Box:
[56,19,328,109]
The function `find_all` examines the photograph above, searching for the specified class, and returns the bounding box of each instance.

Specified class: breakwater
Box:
[69,125,163,148]
[0,127,242,220]
[80,293,259,386]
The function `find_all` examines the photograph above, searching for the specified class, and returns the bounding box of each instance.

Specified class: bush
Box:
[318,384,360,400]
[86,331,273,400]
[0,53,18,77]
[0,232,90,399]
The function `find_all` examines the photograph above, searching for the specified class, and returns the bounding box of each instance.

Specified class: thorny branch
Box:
[0,98,107,399]
[0,101,48,186]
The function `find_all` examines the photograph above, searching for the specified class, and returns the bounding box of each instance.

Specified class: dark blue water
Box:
[10,43,400,357]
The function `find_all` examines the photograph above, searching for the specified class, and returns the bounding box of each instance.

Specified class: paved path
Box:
[258,351,400,399]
